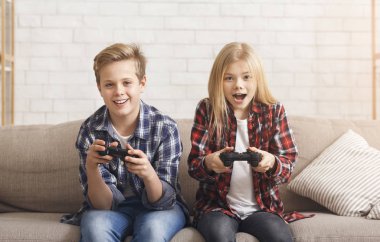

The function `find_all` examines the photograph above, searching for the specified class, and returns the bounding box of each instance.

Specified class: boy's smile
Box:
[223,60,257,120]
[97,60,146,125]
[114,99,128,105]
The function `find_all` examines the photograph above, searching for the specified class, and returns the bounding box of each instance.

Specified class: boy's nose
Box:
[116,85,125,95]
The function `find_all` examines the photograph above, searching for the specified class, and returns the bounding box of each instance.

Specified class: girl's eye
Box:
[224,76,233,81]
[244,75,252,80]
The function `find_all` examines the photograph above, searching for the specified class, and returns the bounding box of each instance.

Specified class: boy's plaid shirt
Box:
[188,98,309,224]
[61,101,188,225]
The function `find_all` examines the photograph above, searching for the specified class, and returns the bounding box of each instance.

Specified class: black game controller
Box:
[219,150,262,167]
[98,147,133,158]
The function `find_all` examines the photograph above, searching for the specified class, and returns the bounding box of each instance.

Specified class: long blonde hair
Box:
[208,42,276,139]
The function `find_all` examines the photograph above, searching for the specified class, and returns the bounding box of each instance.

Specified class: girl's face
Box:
[223,60,257,120]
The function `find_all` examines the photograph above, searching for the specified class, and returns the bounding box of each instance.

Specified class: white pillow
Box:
[367,201,380,219]
[288,129,380,219]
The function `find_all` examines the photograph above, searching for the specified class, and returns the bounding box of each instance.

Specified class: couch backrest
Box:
[0,120,84,213]
[281,116,380,212]
[176,119,198,212]
[1,116,379,214]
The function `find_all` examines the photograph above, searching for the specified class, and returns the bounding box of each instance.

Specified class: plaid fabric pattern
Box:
[61,100,188,225]
[188,98,309,224]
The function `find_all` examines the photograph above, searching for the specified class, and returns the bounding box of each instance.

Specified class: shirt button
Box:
[120,161,124,166]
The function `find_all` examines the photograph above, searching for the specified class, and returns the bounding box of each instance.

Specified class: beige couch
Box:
[0,116,380,242]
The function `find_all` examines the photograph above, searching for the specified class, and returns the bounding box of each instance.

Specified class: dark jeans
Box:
[197,211,293,242]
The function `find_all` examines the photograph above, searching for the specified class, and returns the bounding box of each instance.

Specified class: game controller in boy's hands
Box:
[219,150,263,167]
[98,146,137,158]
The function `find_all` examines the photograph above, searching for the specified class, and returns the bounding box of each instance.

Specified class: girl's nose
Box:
[235,77,244,89]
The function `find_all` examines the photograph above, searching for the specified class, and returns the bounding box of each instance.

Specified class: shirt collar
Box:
[226,99,264,118]
[93,100,151,140]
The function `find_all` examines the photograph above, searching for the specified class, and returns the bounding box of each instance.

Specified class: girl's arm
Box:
[267,103,298,185]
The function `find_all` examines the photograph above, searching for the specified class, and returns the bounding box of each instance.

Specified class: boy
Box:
[61,43,187,242]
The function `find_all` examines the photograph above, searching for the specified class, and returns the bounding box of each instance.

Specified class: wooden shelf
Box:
[372,0,378,120]
[1,0,14,126]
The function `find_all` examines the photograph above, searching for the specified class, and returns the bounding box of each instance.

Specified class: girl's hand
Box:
[248,147,276,173]
[204,146,234,173]
[86,139,118,170]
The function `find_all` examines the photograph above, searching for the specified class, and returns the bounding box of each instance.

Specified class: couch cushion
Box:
[0,212,79,242]
[0,120,84,213]
[176,119,199,214]
[290,212,380,242]
[288,129,380,218]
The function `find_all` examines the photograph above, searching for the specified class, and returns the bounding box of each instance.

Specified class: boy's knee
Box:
[80,211,121,242]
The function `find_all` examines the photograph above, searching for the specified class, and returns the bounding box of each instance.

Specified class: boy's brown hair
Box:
[93,43,147,84]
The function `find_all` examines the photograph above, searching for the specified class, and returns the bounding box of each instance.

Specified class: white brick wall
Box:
[13,0,377,124]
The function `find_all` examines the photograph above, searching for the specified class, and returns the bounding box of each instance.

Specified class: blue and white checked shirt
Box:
[61,101,188,225]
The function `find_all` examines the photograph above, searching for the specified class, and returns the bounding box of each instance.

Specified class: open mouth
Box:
[233,93,247,101]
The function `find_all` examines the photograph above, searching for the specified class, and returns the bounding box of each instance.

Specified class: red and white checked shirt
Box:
[188,98,309,224]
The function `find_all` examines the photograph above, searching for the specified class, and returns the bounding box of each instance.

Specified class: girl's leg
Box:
[197,211,239,242]
[240,211,293,242]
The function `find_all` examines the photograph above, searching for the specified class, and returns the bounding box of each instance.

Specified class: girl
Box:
[188,42,301,242]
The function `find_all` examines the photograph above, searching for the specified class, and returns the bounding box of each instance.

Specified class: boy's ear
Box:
[140,75,147,91]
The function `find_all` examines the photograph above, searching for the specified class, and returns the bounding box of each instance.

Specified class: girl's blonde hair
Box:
[93,43,146,84]
[208,42,276,139]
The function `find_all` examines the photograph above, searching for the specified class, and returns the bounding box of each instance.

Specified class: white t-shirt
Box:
[111,124,134,198]
[226,118,260,219]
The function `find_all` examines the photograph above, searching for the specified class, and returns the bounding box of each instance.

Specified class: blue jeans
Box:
[197,211,293,242]
[80,197,186,242]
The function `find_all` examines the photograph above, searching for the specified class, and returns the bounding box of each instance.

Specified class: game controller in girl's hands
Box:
[219,150,262,167]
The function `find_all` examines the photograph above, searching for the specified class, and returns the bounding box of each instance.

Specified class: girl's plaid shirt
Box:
[188,98,308,224]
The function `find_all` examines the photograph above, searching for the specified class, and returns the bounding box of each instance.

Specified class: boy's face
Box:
[97,60,146,122]
[223,60,257,120]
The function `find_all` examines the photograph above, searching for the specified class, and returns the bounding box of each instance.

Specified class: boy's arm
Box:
[77,126,125,210]
[126,121,181,210]
[84,139,117,209]
[124,143,164,204]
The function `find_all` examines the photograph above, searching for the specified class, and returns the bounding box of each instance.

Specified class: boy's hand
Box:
[86,139,118,170]
[124,143,157,181]
[248,147,275,173]
[204,147,234,173]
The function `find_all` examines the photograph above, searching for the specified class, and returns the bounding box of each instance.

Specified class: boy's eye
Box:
[104,83,113,88]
